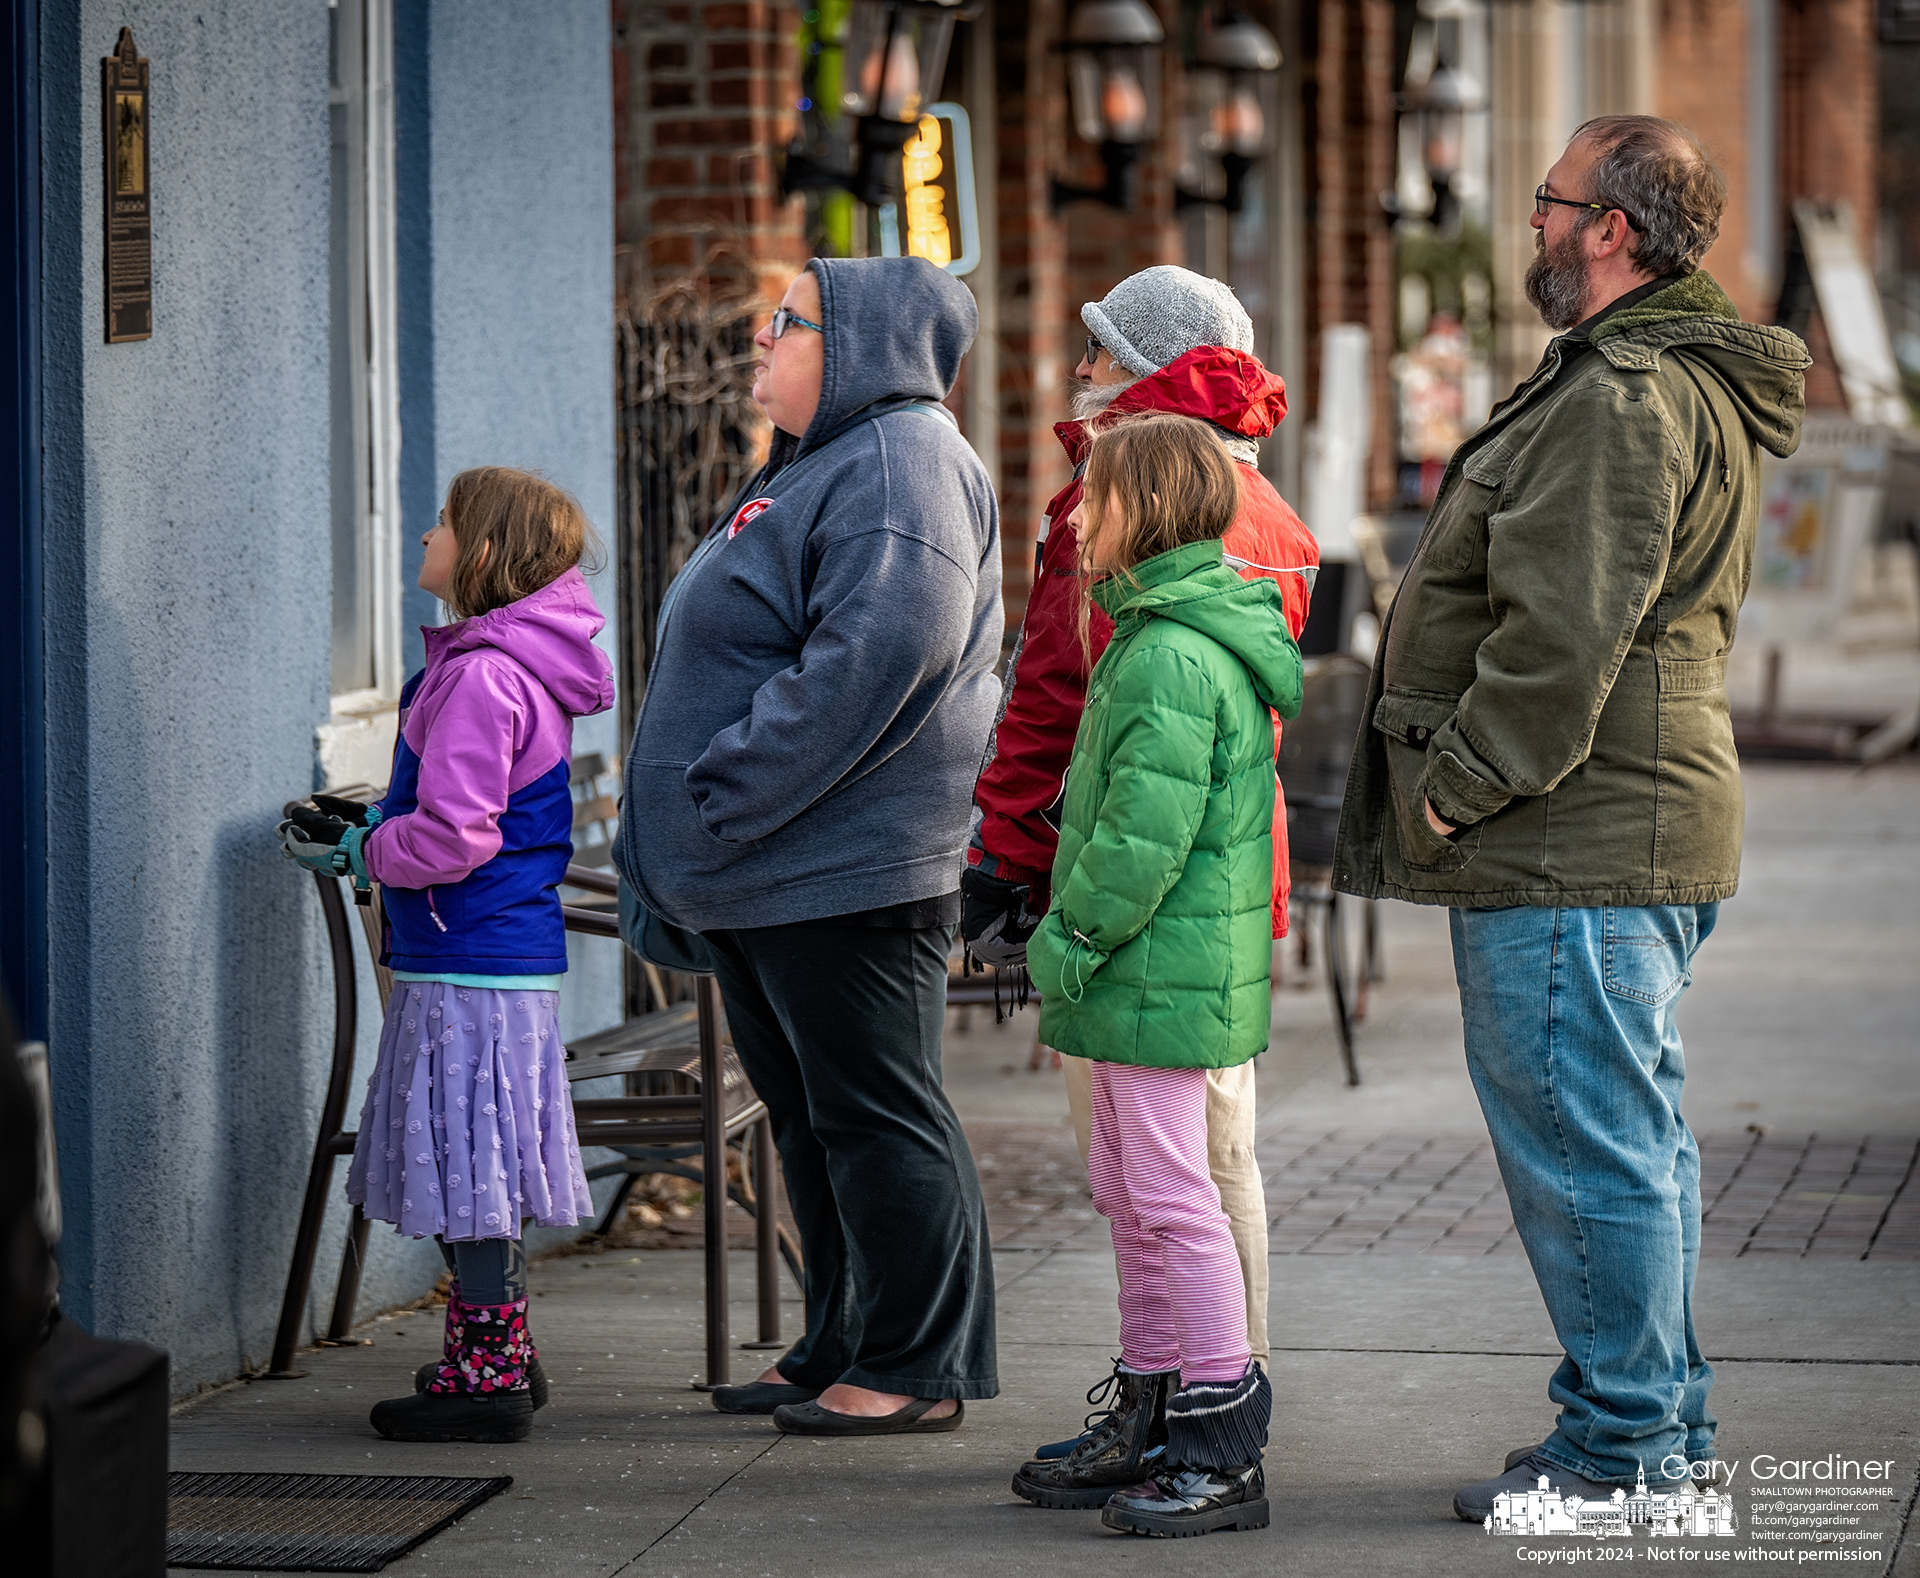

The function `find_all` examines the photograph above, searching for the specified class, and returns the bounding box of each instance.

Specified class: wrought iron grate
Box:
[615,284,762,714]
[166,1471,512,1572]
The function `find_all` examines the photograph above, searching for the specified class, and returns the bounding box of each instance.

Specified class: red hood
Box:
[1055,345,1289,465]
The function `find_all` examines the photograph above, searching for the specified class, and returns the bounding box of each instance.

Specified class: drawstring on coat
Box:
[1674,354,1733,494]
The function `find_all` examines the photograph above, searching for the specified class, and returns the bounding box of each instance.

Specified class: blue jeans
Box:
[1450,903,1719,1486]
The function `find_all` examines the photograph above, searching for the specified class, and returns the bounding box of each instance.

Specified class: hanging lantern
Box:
[1053,0,1165,211]
[1399,57,1481,228]
[1410,60,1478,184]
[786,0,970,210]
[840,0,962,123]
[1177,7,1281,214]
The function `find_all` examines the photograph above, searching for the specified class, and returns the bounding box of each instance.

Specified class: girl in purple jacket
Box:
[282,466,613,1442]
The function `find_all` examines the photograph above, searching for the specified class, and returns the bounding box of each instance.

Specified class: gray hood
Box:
[796,256,979,456]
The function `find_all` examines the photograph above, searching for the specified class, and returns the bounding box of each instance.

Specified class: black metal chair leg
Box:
[268,1146,336,1377]
[696,975,730,1388]
[1327,891,1361,1087]
[326,1205,372,1341]
[719,1176,804,1287]
[750,1117,781,1347]
[595,1171,640,1237]
[772,1220,805,1287]
[268,872,361,1377]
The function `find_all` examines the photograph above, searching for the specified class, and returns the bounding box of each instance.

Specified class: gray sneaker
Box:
[1455,1453,1625,1523]
[1503,1442,1719,1475]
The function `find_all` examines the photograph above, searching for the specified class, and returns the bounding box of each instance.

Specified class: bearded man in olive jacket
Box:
[1333,116,1810,1520]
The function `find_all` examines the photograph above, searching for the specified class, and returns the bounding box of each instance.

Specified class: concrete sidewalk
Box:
[169,761,1920,1575]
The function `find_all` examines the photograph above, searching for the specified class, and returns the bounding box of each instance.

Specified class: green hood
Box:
[1092,540,1303,720]
[1589,271,1812,458]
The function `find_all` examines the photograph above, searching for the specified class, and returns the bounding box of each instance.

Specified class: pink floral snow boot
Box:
[373,1292,534,1442]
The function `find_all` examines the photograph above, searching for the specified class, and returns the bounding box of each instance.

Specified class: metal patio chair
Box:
[268,789,796,1390]
[1277,652,1380,1085]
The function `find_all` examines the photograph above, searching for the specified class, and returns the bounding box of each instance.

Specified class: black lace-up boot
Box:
[1011,1362,1179,1510]
[1102,1365,1272,1537]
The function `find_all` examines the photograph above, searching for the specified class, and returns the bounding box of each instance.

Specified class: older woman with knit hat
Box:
[962,265,1320,1510]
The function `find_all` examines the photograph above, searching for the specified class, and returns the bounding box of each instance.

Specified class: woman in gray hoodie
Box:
[616,256,1002,1433]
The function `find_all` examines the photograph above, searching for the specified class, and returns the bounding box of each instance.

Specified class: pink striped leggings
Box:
[1087,1060,1252,1384]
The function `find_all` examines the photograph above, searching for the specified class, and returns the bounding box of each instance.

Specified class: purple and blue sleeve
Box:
[363,662,536,889]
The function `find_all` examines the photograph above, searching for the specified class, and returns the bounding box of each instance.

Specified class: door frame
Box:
[1,0,46,1042]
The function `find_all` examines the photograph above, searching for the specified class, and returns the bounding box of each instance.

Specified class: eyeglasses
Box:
[1535,184,1641,232]
[769,306,824,340]
[1084,335,1105,365]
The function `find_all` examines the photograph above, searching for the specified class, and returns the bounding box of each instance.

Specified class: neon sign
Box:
[902,114,952,268]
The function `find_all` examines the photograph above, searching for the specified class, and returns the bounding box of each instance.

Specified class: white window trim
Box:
[363,0,402,704]
[320,0,404,789]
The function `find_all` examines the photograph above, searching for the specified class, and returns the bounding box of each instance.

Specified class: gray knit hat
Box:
[1081,265,1255,378]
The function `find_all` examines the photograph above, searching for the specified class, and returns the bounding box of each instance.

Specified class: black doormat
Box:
[167,1471,513,1572]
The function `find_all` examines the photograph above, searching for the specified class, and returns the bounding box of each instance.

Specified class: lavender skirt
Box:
[345,981,593,1242]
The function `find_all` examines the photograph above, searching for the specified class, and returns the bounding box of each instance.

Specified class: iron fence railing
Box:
[614,285,763,738]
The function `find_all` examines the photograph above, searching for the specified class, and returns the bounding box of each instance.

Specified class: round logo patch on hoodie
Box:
[727,497,774,539]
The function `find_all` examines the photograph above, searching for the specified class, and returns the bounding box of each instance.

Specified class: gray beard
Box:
[1524,229,1592,331]
[1069,378,1135,423]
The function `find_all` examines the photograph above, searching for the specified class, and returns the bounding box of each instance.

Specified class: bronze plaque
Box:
[102,27,151,343]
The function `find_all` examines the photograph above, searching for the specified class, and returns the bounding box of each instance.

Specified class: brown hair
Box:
[1076,412,1243,663]
[440,466,602,619]
[1573,115,1726,279]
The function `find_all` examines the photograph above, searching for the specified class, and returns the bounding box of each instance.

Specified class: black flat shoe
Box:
[772,1397,964,1436]
[372,1388,533,1443]
[711,1380,821,1415]
[1101,1463,1269,1537]
[416,1356,549,1410]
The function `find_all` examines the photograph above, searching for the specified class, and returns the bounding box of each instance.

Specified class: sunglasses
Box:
[1534,184,1642,232]
[1084,335,1105,365]
[769,306,824,340]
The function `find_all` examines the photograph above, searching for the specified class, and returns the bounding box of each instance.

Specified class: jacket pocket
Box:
[1423,439,1510,573]
[630,757,755,851]
[1372,689,1483,873]
[618,757,750,917]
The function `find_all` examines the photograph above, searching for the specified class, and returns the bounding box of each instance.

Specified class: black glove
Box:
[311,792,375,826]
[286,804,354,848]
[961,866,1038,968]
[276,799,380,887]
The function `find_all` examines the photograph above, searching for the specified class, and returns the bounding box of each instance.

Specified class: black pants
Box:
[705,920,998,1399]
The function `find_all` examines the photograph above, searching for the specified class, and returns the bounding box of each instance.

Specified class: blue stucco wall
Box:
[39,0,619,1397]
[351,0,623,1322]
[39,0,336,1387]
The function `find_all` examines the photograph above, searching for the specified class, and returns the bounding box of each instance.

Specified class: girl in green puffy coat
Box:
[1019,414,1303,1538]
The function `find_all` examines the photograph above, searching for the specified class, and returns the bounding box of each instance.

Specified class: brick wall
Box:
[1780,0,1879,412]
[1780,0,1878,230]
[991,0,1071,627]
[1657,0,1771,323]
[611,0,809,310]
[1306,0,1398,509]
[1062,0,1183,349]
[1659,0,1879,363]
